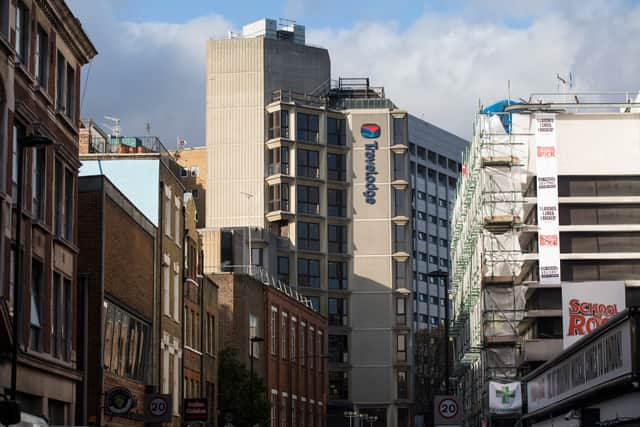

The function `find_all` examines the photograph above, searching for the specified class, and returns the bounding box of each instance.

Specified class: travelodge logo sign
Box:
[361,124,380,204]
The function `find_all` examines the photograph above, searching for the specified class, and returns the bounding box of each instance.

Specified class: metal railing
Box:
[272,89,326,107]
[248,266,315,310]
[268,163,289,176]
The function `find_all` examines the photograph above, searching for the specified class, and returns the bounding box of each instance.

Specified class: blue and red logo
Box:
[360,124,380,139]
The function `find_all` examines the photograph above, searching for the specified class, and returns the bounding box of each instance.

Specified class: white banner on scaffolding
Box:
[535,113,561,285]
[489,381,522,413]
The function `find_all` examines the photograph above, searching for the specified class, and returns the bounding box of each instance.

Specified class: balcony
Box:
[266,199,294,222]
[268,162,289,176]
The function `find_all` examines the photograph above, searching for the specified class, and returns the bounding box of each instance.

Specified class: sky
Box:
[67,0,640,146]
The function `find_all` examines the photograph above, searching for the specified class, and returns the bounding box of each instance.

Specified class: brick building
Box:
[77,175,156,427]
[80,135,186,425]
[211,271,327,427]
[182,194,218,426]
[0,0,96,424]
[171,147,207,228]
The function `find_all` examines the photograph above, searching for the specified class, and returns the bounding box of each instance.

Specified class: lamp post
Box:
[427,270,451,394]
[366,415,378,427]
[10,134,54,401]
[249,335,264,426]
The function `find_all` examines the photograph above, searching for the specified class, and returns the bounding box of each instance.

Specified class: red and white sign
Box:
[535,114,561,285]
[434,395,462,425]
[561,281,626,348]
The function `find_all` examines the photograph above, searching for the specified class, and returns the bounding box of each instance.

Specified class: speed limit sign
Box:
[145,393,172,423]
[434,395,462,425]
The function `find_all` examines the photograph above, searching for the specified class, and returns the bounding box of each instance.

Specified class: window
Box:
[394,224,407,252]
[173,270,180,321]
[102,300,151,382]
[393,152,406,180]
[419,314,428,323]
[329,372,348,400]
[429,255,438,265]
[298,258,320,288]
[251,247,263,267]
[394,260,406,289]
[396,298,406,325]
[56,51,64,111]
[417,232,426,241]
[308,296,320,312]
[51,273,70,360]
[163,264,170,316]
[191,188,199,199]
[417,191,426,200]
[164,186,172,237]
[438,198,447,208]
[440,257,448,267]
[268,183,289,211]
[328,188,347,217]
[439,218,448,228]
[418,293,427,302]
[190,166,198,177]
[296,112,319,143]
[449,176,457,189]
[429,296,438,305]
[297,185,319,214]
[419,252,427,262]
[271,393,277,427]
[396,334,407,362]
[15,3,28,63]
[417,211,426,220]
[29,259,43,351]
[418,272,427,282]
[291,319,297,360]
[397,370,408,399]
[297,149,320,178]
[438,173,447,185]
[181,168,188,177]
[35,26,48,88]
[417,164,426,177]
[328,261,347,289]
[327,117,346,146]
[298,222,320,251]
[328,298,347,326]
[417,146,426,160]
[66,64,75,119]
[430,316,439,325]
[300,323,306,365]
[438,155,447,168]
[277,256,289,284]
[394,189,405,216]
[327,152,346,181]
[429,234,438,244]
[393,117,407,146]
[281,313,288,359]
[207,313,216,355]
[174,197,181,244]
[328,224,347,254]
[32,147,45,220]
[440,298,447,307]
[291,399,297,427]
[329,334,348,363]
[440,238,448,247]
[249,313,258,357]
[271,308,277,355]
[12,124,23,198]
[428,169,436,182]
[280,396,286,427]
[428,215,437,225]
[268,110,289,139]
[268,146,289,175]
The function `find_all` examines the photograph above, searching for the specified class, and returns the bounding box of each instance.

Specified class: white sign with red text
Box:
[561,281,626,349]
[535,113,561,285]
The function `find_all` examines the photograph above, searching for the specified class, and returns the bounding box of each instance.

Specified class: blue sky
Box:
[67,0,640,146]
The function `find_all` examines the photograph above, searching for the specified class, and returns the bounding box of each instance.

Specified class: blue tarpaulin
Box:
[482,99,523,133]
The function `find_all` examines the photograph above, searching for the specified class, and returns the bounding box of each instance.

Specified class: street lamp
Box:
[427,269,451,394]
[10,134,54,402]
[249,335,264,426]
[366,415,378,426]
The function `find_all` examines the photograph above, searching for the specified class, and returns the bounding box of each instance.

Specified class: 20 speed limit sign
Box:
[434,395,462,425]
[144,393,172,423]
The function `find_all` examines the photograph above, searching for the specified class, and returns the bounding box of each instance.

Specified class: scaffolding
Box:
[450,111,532,422]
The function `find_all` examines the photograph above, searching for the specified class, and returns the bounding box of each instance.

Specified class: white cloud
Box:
[68,1,640,143]
[309,1,640,138]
